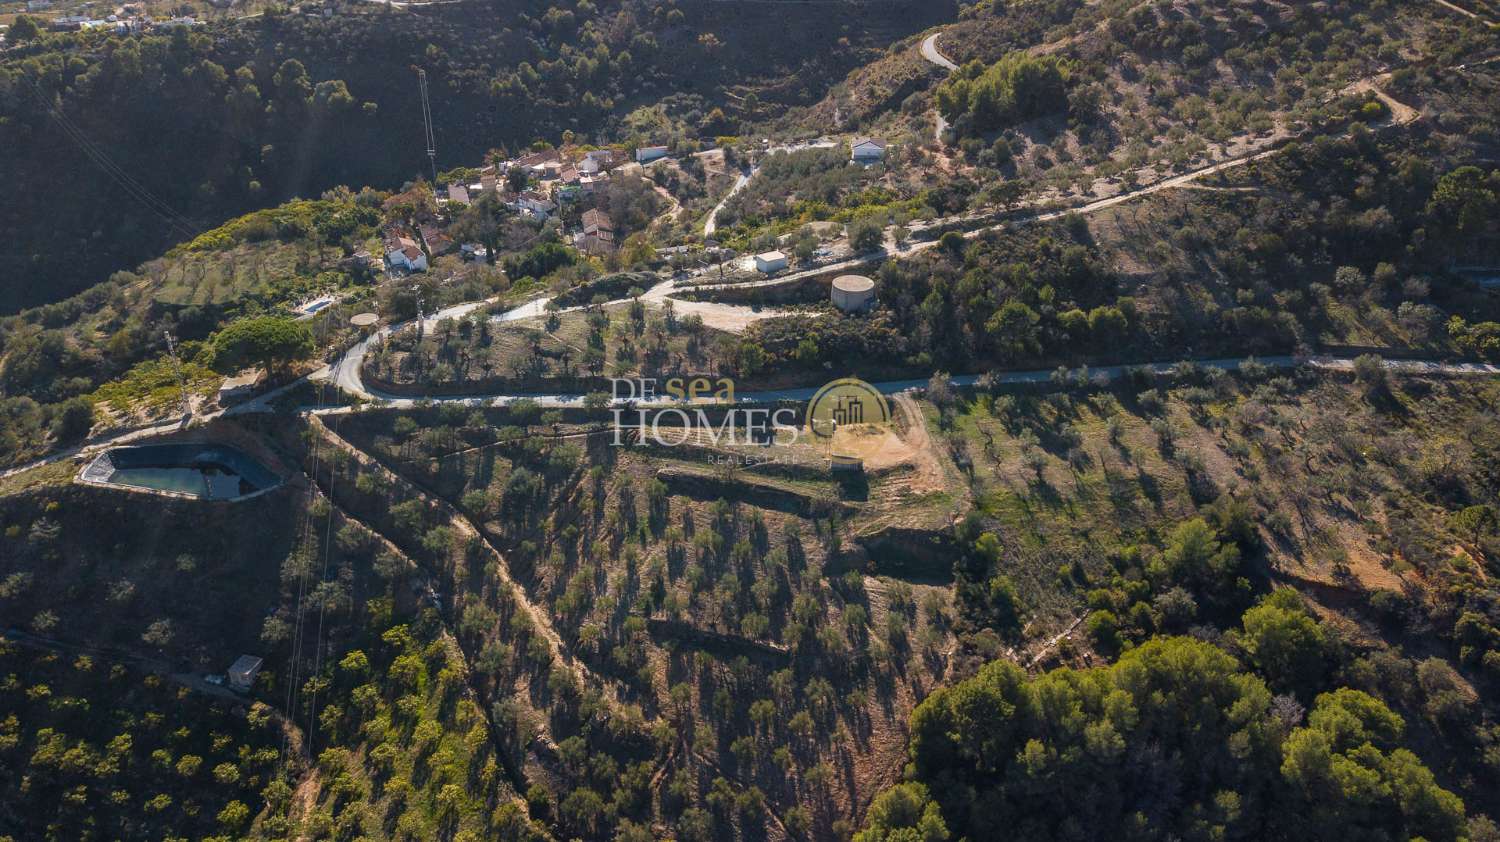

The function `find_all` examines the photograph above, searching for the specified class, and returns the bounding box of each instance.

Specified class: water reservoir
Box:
[80,443,280,501]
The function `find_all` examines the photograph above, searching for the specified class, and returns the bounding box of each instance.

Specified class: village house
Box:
[553,166,583,202]
[575,208,617,255]
[579,173,608,196]
[582,208,614,237]
[577,229,616,256]
[584,149,618,169]
[151,15,201,29]
[851,137,887,163]
[517,191,556,221]
[445,184,471,206]
[382,228,428,273]
[419,223,456,257]
[512,148,561,172]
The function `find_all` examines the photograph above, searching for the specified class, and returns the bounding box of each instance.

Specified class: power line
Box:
[280,380,327,767]
[23,76,201,241]
[304,412,344,754]
[418,68,438,184]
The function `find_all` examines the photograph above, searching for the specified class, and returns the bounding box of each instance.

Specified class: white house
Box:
[585,149,617,165]
[754,251,788,274]
[383,235,428,272]
[635,145,669,164]
[518,191,556,221]
[851,137,886,163]
[152,15,201,28]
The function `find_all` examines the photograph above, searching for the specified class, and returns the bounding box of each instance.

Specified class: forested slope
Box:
[0,0,952,312]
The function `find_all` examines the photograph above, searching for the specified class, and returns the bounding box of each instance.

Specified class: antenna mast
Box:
[163,330,191,423]
[418,69,438,184]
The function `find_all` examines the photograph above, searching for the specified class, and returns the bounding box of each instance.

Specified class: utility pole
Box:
[418,69,438,184]
[163,330,192,423]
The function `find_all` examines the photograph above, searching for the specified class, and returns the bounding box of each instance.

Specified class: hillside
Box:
[0,0,953,312]
[3,0,1500,839]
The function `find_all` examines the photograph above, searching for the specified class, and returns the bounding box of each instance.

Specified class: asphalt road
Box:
[920,32,958,71]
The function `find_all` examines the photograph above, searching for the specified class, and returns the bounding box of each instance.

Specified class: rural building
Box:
[585,149,617,164]
[577,230,617,256]
[513,149,561,172]
[830,454,864,473]
[754,251,788,273]
[382,234,427,272]
[419,223,455,256]
[831,274,876,312]
[217,368,265,404]
[636,145,669,164]
[851,137,886,163]
[579,173,607,195]
[445,184,470,206]
[227,655,263,692]
[517,192,556,221]
[582,208,614,236]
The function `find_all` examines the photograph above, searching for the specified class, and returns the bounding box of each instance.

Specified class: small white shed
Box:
[754,251,788,273]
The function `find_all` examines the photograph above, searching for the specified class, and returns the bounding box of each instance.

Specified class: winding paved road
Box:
[920,32,958,71]
[313,345,1500,413]
[921,32,957,143]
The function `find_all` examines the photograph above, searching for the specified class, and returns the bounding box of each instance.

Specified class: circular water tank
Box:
[350,312,380,327]
[831,275,876,312]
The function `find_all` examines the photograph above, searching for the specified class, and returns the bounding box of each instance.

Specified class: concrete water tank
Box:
[831,275,876,312]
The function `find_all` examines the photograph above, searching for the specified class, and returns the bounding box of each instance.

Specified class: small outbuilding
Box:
[218,368,265,404]
[831,274,876,312]
[830,454,864,473]
[227,655,263,692]
[851,137,887,163]
[754,250,788,274]
[635,145,669,164]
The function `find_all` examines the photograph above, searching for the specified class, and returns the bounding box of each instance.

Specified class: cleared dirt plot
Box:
[363,301,739,389]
